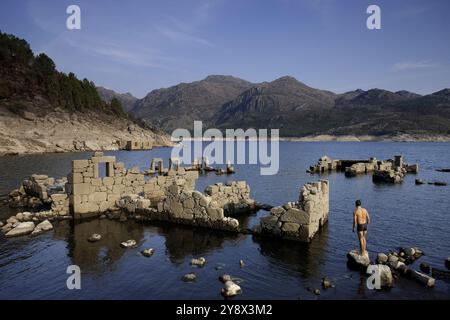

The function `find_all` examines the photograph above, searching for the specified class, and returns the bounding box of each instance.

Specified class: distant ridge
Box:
[130,75,450,137]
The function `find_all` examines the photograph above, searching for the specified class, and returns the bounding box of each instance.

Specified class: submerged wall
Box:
[66,152,198,218]
[255,180,329,242]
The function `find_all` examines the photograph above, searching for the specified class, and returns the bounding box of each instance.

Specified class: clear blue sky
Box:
[1,0,449,97]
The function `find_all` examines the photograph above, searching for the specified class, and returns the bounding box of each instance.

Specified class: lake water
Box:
[0,142,449,299]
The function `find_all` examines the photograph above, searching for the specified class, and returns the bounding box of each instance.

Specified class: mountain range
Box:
[104,75,450,138]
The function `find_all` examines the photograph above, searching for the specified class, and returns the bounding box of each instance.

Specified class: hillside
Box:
[0,31,170,155]
[131,75,253,132]
[97,86,138,113]
[129,75,450,139]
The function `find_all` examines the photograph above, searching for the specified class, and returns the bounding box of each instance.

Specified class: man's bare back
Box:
[352,200,370,255]
[354,207,369,225]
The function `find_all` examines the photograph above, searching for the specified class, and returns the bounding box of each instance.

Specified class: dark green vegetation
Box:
[131,76,450,137]
[0,31,125,117]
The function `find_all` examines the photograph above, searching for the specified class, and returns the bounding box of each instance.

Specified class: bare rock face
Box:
[347,250,370,270]
[5,221,35,237]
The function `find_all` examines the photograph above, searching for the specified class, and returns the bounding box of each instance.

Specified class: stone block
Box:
[103,177,114,185]
[90,192,107,202]
[281,222,300,233]
[205,185,219,196]
[280,208,309,224]
[107,194,121,202]
[136,199,151,209]
[72,173,83,184]
[206,207,224,220]
[91,156,116,163]
[73,183,91,195]
[73,160,89,169]
[50,194,67,202]
[183,198,195,209]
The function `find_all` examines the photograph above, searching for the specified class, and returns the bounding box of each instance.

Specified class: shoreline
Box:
[3,134,450,156]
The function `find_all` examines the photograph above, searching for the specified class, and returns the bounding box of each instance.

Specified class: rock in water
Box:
[182,273,197,282]
[313,288,321,295]
[377,253,388,264]
[87,234,102,242]
[219,274,232,283]
[419,262,430,274]
[373,264,393,288]
[190,257,206,267]
[5,222,35,237]
[445,258,450,270]
[31,220,53,236]
[120,239,137,248]
[141,248,155,257]
[408,269,435,287]
[321,277,332,289]
[239,259,245,268]
[347,250,370,270]
[221,280,242,297]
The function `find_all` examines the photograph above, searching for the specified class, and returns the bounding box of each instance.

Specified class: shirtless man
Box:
[352,199,370,255]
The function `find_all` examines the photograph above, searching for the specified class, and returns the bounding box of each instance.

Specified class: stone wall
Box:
[7,174,69,214]
[255,180,329,242]
[67,152,198,219]
[116,181,254,232]
[205,181,255,214]
[124,140,153,150]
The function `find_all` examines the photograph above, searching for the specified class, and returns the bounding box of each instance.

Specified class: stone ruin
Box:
[254,180,329,242]
[7,174,69,215]
[2,152,329,244]
[123,140,153,151]
[309,155,418,184]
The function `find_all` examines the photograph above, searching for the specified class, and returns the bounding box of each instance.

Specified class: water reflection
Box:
[253,225,330,279]
[153,223,245,264]
[66,219,144,273]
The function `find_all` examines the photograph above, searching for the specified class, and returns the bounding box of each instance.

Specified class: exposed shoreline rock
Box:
[347,250,370,270]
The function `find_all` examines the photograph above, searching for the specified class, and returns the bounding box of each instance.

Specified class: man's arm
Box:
[366,210,371,224]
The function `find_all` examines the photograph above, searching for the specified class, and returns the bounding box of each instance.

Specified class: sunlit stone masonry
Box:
[254,180,329,242]
[66,152,255,231]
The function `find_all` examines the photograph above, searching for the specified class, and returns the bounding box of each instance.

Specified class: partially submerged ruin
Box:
[254,180,329,242]
[2,152,327,244]
[308,155,418,183]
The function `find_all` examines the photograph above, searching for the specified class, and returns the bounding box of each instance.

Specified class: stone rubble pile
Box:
[1,217,54,238]
[7,174,68,210]
[347,246,436,289]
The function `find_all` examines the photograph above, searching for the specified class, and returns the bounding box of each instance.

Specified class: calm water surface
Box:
[0,142,449,299]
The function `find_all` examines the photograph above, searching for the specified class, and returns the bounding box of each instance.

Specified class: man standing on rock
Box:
[352,199,370,256]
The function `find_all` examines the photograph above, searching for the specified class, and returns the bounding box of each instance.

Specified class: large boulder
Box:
[347,250,370,270]
[5,222,35,237]
[374,264,393,288]
[31,220,53,236]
